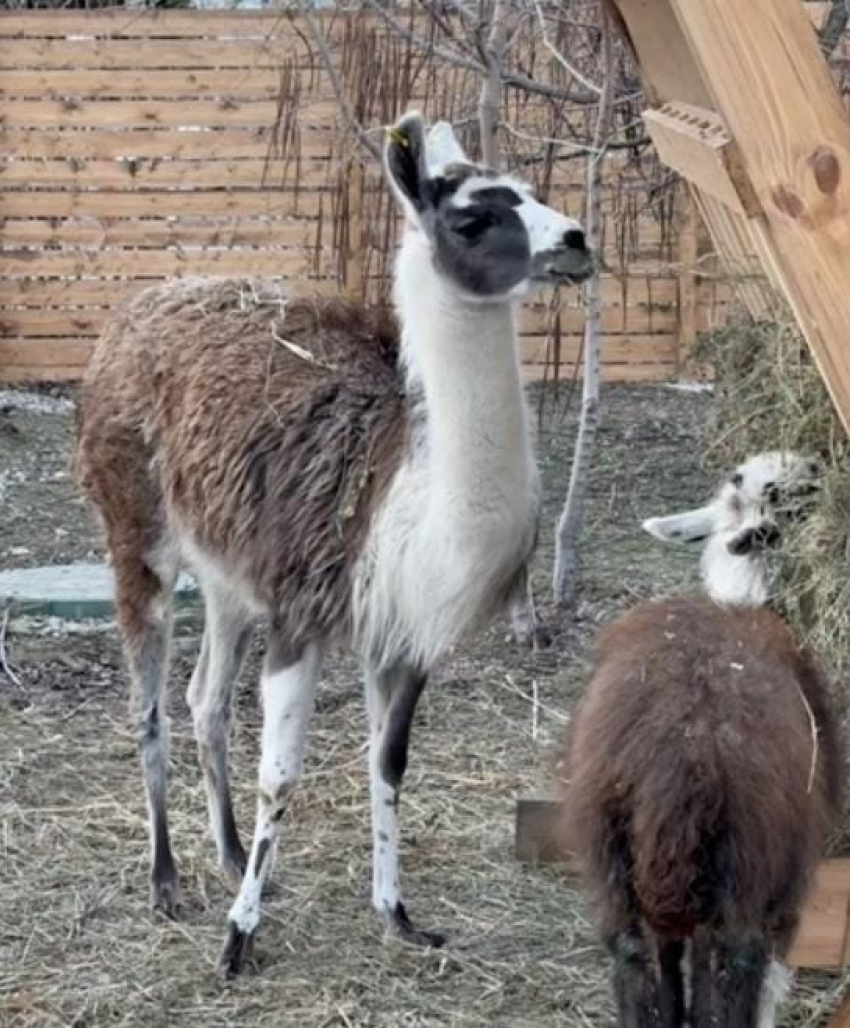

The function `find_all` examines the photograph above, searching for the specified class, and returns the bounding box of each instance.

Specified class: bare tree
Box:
[553,2,616,606]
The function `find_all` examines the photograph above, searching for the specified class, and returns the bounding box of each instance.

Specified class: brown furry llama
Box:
[560,452,843,1027]
[74,111,593,975]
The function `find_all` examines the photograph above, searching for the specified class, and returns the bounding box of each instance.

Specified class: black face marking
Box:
[731,472,744,487]
[727,524,781,556]
[471,185,523,207]
[433,201,530,297]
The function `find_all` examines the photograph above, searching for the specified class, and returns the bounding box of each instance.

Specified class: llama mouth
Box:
[531,250,595,286]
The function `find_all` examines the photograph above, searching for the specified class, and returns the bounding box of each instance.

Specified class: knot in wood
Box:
[771,184,804,220]
[809,146,841,195]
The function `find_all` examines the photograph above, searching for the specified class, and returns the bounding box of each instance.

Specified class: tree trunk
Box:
[553,8,616,608]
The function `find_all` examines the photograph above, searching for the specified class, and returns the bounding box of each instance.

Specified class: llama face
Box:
[641,450,822,606]
[384,112,593,299]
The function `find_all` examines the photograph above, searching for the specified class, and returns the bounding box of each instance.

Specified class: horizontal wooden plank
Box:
[0,342,678,387]
[0,337,93,367]
[523,362,677,383]
[0,249,319,278]
[0,98,285,129]
[0,10,327,39]
[0,217,319,249]
[521,334,679,365]
[0,69,289,100]
[0,158,334,190]
[0,127,318,161]
[523,304,678,336]
[1,361,681,386]
[0,189,327,220]
[0,273,694,310]
[0,276,348,309]
[0,39,301,71]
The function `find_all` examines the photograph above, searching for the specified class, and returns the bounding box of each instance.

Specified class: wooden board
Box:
[514,798,850,969]
[667,0,850,433]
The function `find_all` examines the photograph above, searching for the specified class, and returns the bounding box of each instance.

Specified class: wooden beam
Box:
[515,798,850,970]
[829,988,850,1028]
[643,102,761,217]
[668,0,850,434]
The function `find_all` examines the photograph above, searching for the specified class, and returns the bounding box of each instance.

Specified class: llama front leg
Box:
[508,568,552,649]
[366,662,445,947]
[114,556,179,918]
[186,589,254,887]
[218,636,323,976]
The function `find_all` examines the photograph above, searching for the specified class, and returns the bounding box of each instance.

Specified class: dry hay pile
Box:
[696,312,850,686]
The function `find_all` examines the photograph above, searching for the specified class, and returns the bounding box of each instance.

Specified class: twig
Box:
[532,0,602,96]
[363,0,599,105]
[1,607,22,687]
[798,681,819,795]
[300,3,382,163]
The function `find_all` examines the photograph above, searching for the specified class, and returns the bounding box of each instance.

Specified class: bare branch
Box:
[301,3,382,163]
[364,0,599,105]
[532,0,602,96]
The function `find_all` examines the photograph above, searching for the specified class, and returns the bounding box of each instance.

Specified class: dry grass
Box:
[696,312,850,683]
[1,383,848,1027]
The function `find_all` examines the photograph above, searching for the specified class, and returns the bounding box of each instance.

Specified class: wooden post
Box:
[675,188,701,379]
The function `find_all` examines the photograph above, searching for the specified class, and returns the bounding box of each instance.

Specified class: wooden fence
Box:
[0,7,730,384]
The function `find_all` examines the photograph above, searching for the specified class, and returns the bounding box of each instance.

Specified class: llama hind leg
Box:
[690,932,768,1028]
[186,587,254,887]
[113,551,179,918]
[606,927,681,1027]
[218,634,323,976]
[365,661,444,947]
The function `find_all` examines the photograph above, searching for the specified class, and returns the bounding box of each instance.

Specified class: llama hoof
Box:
[150,875,182,920]
[386,902,446,949]
[512,619,553,650]
[218,920,257,977]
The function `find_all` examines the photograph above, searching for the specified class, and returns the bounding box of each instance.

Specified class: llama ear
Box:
[642,506,716,545]
[384,111,431,217]
[425,121,468,171]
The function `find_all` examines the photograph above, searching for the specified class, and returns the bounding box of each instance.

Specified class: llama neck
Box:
[394,234,534,510]
[701,537,769,608]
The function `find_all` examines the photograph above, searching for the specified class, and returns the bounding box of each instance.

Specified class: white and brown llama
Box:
[559,452,842,1027]
[75,111,594,974]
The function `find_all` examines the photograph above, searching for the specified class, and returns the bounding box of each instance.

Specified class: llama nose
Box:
[563,229,587,251]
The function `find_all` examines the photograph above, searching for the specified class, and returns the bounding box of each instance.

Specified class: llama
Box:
[74,110,593,975]
[559,451,842,1027]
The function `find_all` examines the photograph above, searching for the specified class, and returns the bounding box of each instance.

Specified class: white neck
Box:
[700,535,769,607]
[393,230,534,510]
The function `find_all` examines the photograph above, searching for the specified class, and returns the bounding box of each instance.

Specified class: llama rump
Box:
[560,452,843,1028]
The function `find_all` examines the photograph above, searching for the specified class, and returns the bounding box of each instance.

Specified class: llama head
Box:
[641,451,822,606]
[384,111,593,301]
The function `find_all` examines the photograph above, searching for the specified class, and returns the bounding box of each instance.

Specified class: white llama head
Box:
[642,451,822,606]
[383,111,594,300]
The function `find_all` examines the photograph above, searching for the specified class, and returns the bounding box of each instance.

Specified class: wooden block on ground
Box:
[515,797,850,970]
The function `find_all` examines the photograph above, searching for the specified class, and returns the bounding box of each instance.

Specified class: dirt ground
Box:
[1,382,847,1028]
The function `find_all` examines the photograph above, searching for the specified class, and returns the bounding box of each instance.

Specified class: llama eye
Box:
[730,473,743,487]
[452,209,498,239]
[765,484,780,505]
